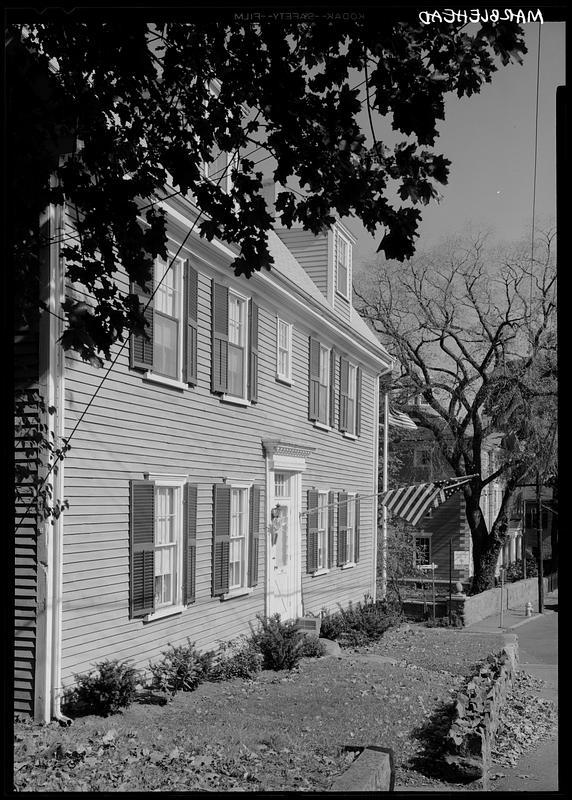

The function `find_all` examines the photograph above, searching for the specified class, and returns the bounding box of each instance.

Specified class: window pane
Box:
[155,314,179,378]
[229,295,245,345]
[155,260,179,317]
[228,343,244,396]
[156,488,175,543]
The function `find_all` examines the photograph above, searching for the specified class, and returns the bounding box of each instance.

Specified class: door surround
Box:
[262,440,315,619]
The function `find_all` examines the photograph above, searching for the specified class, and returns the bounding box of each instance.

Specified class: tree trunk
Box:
[465,497,505,594]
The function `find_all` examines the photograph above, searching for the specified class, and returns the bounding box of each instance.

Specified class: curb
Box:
[329,746,395,792]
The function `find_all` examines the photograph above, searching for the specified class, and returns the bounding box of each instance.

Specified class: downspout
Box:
[381,383,389,599]
[50,197,71,725]
[371,374,380,601]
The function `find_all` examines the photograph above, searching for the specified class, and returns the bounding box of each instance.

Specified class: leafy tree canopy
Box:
[8,17,526,364]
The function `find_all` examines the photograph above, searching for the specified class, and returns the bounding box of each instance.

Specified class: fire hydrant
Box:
[525,601,533,617]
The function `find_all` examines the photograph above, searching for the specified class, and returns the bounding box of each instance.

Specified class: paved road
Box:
[489,590,559,793]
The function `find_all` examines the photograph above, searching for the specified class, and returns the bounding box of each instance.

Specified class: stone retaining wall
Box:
[450,577,550,627]
[443,634,518,787]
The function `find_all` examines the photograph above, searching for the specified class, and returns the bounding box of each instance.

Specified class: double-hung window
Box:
[306,489,335,573]
[339,357,362,436]
[229,487,248,590]
[335,231,352,299]
[130,256,198,387]
[228,292,248,398]
[415,536,431,566]
[308,337,334,427]
[211,282,259,404]
[337,492,360,567]
[317,492,329,571]
[276,318,292,383]
[212,482,261,597]
[154,257,182,380]
[129,476,197,620]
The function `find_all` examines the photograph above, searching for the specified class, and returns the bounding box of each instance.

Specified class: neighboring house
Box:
[517,484,556,569]
[389,400,509,585]
[14,177,393,722]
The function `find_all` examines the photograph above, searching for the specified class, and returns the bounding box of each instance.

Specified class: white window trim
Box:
[223,289,250,404]
[313,343,331,428]
[340,491,357,567]
[142,372,187,391]
[313,420,331,432]
[224,481,252,595]
[142,473,188,622]
[335,230,352,300]
[315,490,329,573]
[343,432,358,441]
[311,567,330,577]
[151,254,185,382]
[276,317,293,384]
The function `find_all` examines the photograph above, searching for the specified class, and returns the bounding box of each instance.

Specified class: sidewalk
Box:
[465,589,559,793]
[462,587,558,634]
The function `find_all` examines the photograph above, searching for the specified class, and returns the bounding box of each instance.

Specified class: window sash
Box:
[154,258,182,379]
[318,346,330,423]
[347,363,356,433]
[227,294,247,398]
[229,487,248,590]
[154,486,179,608]
[336,234,350,296]
[277,319,291,380]
[346,495,356,563]
[317,492,328,570]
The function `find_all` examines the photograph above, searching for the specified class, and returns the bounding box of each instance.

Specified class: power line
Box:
[14,140,241,535]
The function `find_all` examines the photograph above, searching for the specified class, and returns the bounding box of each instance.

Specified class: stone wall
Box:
[449,577,550,627]
[443,634,518,787]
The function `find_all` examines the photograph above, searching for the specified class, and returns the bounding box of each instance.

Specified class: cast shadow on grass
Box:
[406,699,466,784]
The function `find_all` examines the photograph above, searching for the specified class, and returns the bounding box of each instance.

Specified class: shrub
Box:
[249,614,306,671]
[149,639,214,696]
[319,596,403,647]
[505,556,538,582]
[208,636,263,682]
[70,659,140,716]
[298,634,327,658]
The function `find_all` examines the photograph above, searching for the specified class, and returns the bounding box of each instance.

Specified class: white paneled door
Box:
[267,471,301,619]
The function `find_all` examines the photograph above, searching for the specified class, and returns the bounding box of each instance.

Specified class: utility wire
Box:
[14,141,241,535]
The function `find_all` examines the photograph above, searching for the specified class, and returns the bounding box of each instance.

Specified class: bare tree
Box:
[355,229,557,592]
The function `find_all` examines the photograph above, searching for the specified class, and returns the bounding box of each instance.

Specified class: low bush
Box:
[69,659,140,716]
[298,634,327,658]
[319,595,403,646]
[208,636,263,682]
[149,639,214,696]
[249,614,306,671]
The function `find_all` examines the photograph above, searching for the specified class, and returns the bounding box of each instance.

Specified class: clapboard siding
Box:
[14,321,40,714]
[274,228,330,297]
[59,215,383,689]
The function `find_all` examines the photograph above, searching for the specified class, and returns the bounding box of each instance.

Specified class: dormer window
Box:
[335,230,352,299]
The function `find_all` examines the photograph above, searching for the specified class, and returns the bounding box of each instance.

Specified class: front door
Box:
[268,471,300,619]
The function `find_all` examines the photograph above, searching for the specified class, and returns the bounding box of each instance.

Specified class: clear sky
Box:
[347,21,566,271]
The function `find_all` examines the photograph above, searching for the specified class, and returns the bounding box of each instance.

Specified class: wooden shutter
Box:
[329,348,337,428]
[308,337,321,421]
[339,356,349,432]
[130,277,154,370]
[183,262,198,386]
[183,483,198,604]
[327,490,335,568]
[211,281,228,393]
[130,479,155,618]
[354,495,361,563]
[212,483,231,596]
[306,489,319,573]
[356,367,362,437]
[337,491,348,566]
[248,484,261,586]
[248,301,259,403]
